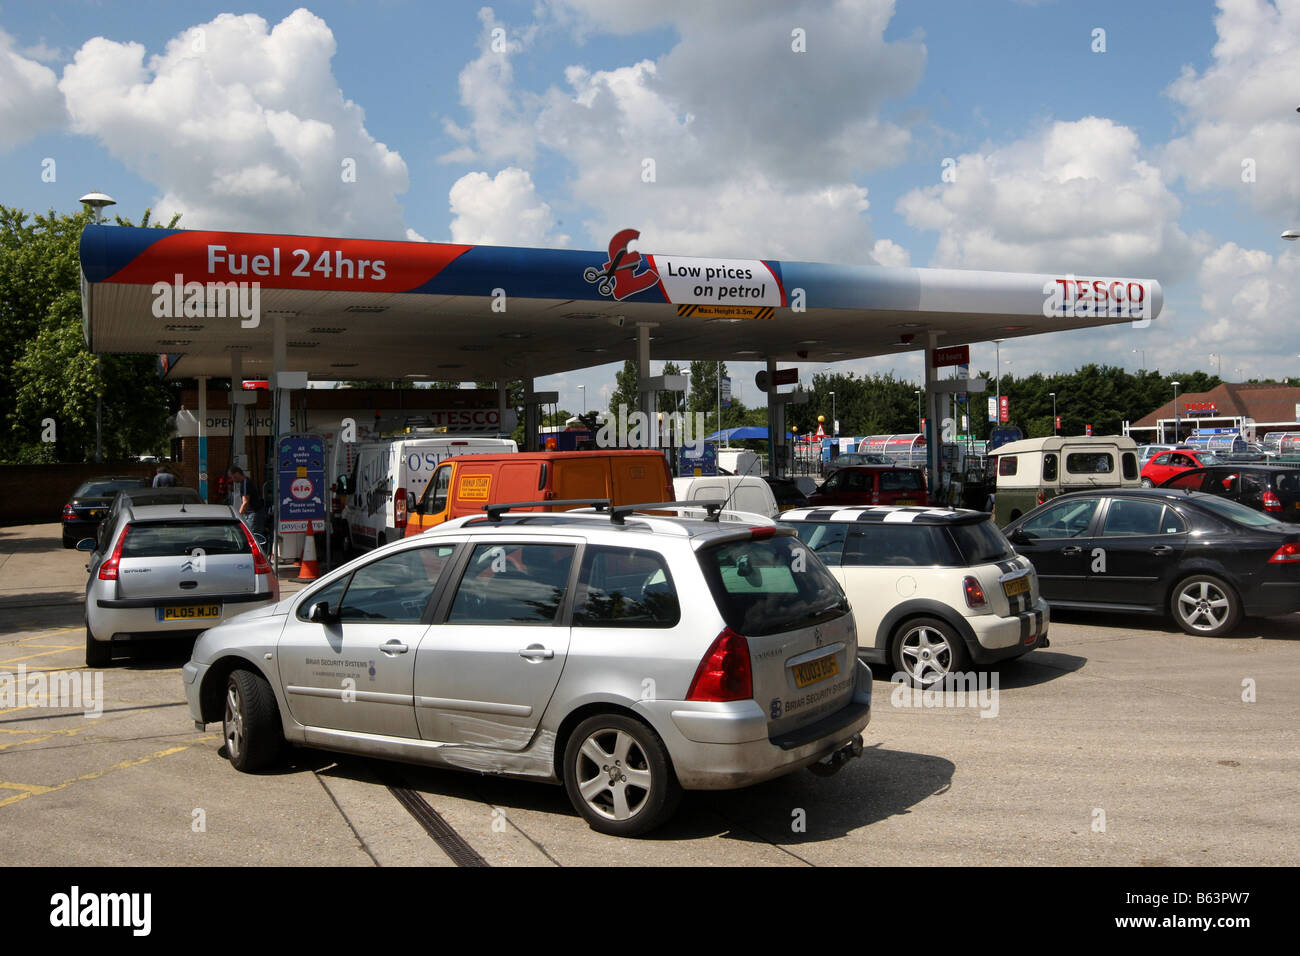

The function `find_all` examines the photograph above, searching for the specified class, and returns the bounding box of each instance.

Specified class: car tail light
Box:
[395,490,408,530]
[1037,492,1045,506]
[686,628,753,702]
[1268,542,1300,563]
[237,521,273,576]
[62,504,76,521]
[1263,490,1282,513]
[98,526,128,580]
[963,576,988,608]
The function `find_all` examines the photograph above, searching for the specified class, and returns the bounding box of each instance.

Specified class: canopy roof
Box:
[79,225,1163,381]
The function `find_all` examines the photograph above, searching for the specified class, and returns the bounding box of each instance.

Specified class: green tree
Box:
[1,205,178,462]
[609,359,639,419]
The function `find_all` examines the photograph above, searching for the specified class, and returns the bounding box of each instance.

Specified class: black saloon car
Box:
[1158,464,1300,522]
[1002,488,1300,636]
[60,476,149,548]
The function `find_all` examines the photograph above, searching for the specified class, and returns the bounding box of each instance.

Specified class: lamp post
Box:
[1050,392,1057,434]
[829,391,836,438]
[1209,353,1222,378]
[1171,380,1181,444]
[80,191,116,464]
[915,389,922,430]
[1132,348,1144,373]
[577,384,585,414]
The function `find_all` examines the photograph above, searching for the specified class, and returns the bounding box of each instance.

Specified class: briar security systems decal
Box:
[586,228,784,306]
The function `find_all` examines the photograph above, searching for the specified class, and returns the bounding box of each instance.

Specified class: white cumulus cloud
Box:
[58,9,410,238]
[896,116,1204,281]
[1163,0,1300,212]
[448,167,570,246]
[0,27,64,149]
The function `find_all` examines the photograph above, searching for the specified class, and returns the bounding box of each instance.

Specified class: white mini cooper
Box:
[780,506,1050,686]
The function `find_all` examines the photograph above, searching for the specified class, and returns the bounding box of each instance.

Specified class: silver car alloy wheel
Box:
[224,684,246,762]
[573,728,653,821]
[900,625,954,686]
[1176,580,1231,632]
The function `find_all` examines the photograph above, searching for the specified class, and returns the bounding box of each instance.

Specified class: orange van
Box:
[403,449,674,536]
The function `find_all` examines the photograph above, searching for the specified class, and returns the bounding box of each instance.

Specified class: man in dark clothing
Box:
[152,465,178,487]
[228,466,264,534]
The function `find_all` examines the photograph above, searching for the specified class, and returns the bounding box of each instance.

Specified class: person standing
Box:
[152,464,177,487]
[228,465,263,534]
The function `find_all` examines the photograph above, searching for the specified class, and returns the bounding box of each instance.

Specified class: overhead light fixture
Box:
[499,331,531,339]
[345,305,388,314]
[309,326,346,334]
[437,363,464,369]
[330,362,358,368]
[460,344,490,351]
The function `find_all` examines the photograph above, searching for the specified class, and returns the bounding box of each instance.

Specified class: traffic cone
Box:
[293,532,321,582]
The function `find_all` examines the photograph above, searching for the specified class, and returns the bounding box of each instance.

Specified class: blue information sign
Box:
[277,434,326,533]
[678,444,718,477]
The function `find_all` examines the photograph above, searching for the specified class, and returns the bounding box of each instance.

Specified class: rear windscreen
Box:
[75,479,146,498]
[948,520,1016,565]
[697,534,847,637]
[121,522,250,558]
[880,470,924,492]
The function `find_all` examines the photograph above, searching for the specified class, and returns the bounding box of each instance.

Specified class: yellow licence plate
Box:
[158,605,221,621]
[792,653,840,689]
[1002,576,1031,599]
[895,498,917,505]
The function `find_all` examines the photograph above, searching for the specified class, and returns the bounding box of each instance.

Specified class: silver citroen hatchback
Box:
[82,504,279,667]
[183,501,872,836]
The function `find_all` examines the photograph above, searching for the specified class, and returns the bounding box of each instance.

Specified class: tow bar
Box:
[808,734,864,777]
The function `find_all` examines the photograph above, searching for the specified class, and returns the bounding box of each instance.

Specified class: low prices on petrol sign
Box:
[278,434,326,534]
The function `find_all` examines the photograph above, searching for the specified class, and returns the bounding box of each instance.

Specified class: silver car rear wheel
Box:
[891,617,969,687]
[563,714,681,837]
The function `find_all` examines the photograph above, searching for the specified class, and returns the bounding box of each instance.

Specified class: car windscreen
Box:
[1192,494,1282,528]
[948,520,1016,564]
[697,534,847,637]
[75,479,147,498]
[120,521,251,558]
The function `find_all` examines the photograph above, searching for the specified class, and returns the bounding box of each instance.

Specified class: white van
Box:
[716,448,761,477]
[341,436,517,549]
[672,475,779,518]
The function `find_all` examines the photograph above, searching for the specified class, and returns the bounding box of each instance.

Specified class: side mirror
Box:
[307,601,337,624]
[1007,528,1028,545]
[407,490,417,513]
[76,538,97,552]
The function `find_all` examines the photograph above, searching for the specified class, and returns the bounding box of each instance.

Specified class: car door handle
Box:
[380,639,409,655]
[1150,545,1172,555]
[518,645,555,661]
[1061,546,1082,555]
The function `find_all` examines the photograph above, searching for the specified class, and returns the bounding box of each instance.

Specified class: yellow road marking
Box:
[0,646,88,667]
[0,744,190,808]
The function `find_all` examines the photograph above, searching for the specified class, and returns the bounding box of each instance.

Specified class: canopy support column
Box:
[924,334,939,497]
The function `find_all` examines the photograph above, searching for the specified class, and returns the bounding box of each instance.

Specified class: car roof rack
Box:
[607,499,729,524]
[483,499,611,522]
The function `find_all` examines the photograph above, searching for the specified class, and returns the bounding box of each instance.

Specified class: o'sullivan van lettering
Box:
[459,476,492,500]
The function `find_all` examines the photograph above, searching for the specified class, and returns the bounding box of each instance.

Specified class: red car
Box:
[807,466,929,507]
[1140,448,1221,487]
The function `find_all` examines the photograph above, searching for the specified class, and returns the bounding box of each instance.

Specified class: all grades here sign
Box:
[278,434,326,533]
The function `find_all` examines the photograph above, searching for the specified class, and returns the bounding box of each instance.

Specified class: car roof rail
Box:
[483,499,611,522]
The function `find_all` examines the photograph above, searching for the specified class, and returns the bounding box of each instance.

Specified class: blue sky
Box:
[2,0,1298,414]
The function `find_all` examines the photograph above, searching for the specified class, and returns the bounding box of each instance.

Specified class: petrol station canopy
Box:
[79,225,1163,381]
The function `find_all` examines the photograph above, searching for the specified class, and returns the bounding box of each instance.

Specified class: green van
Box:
[991,436,1140,527]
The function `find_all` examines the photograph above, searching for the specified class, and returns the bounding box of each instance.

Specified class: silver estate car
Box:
[81,503,279,667]
[184,501,872,836]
